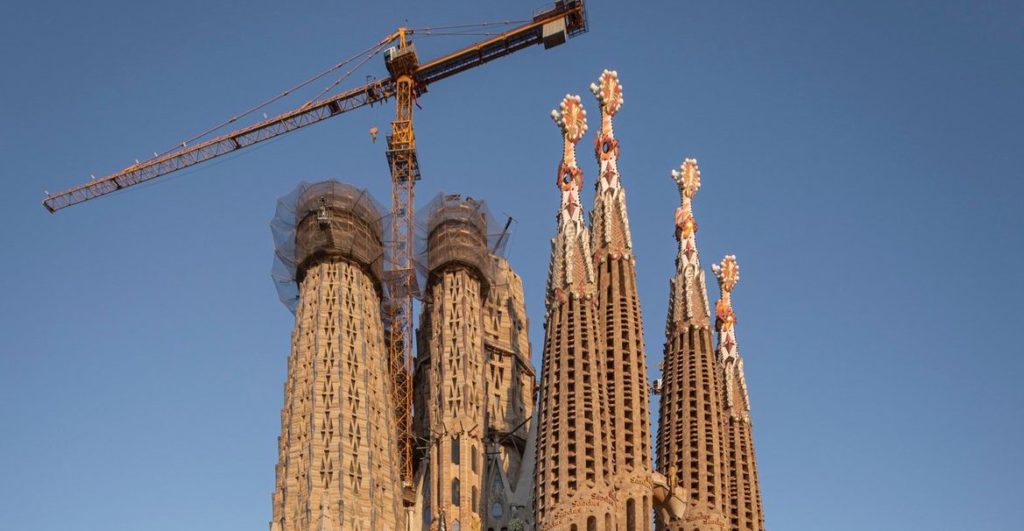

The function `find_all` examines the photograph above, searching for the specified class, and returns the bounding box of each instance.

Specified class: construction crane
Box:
[41,0,588,499]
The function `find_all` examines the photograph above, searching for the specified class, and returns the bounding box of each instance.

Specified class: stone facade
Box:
[413,197,536,531]
[482,257,535,531]
[415,197,491,531]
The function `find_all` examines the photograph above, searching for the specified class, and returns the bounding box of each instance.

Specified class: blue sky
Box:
[1,1,1022,529]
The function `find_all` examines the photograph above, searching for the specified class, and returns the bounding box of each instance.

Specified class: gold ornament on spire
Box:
[673,158,701,199]
[590,69,623,116]
[551,94,588,144]
[671,158,701,240]
[552,94,587,194]
[715,255,739,293]
[713,255,740,331]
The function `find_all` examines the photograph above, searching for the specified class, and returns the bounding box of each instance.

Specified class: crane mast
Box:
[383,28,421,493]
[41,0,589,497]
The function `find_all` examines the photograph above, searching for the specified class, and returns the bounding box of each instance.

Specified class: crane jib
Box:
[41,0,587,213]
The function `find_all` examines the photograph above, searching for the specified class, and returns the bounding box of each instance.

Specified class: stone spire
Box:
[712,256,765,531]
[589,70,655,530]
[534,95,617,530]
[656,160,729,531]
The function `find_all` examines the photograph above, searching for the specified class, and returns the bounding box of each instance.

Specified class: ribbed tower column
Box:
[711,257,765,531]
[416,195,491,531]
[270,182,403,531]
[655,160,729,531]
[589,70,654,530]
[534,95,617,530]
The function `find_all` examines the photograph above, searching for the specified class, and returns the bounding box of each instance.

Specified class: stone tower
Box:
[589,70,655,530]
[482,256,536,530]
[655,160,729,531]
[711,256,765,531]
[269,181,404,531]
[414,194,492,531]
[533,94,617,530]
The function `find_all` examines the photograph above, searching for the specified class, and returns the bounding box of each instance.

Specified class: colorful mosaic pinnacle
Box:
[591,70,623,194]
[713,255,740,332]
[589,69,626,234]
[551,93,588,143]
[544,94,595,304]
[551,94,587,215]
[591,69,623,116]
[671,158,701,241]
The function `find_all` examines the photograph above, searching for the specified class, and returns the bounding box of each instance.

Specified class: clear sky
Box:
[1,1,1022,529]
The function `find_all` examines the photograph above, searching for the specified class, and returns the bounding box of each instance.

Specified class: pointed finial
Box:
[590,69,623,116]
[712,255,740,293]
[671,158,701,200]
[671,159,701,241]
[551,94,587,143]
[713,255,739,331]
[552,94,587,194]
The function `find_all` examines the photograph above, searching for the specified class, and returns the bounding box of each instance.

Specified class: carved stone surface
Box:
[590,70,655,530]
[713,256,765,531]
[534,95,617,530]
[413,199,536,531]
[483,258,535,531]
[271,261,403,530]
[271,183,403,531]
[656,160,729,531]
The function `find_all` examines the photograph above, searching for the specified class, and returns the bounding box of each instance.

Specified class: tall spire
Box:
[656,160,729,530]
[589,70,656,530]
[712,255,766,531]
[535,95,617,530]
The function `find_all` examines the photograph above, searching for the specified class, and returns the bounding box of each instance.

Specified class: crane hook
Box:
[370,127,379,143]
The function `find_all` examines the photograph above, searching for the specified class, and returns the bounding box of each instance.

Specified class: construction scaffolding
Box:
[271,180,388,311]
[414,193,510,296]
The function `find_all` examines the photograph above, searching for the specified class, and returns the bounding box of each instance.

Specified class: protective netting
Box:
[271,180,388,311]
[414,193,510,294]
